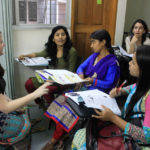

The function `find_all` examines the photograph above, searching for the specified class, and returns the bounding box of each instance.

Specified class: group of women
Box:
[0,18,150,150]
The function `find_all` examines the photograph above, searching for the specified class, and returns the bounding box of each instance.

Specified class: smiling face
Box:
[132,22,145,38]
[90,38,105,53]
[0,33,5,56]
[53,29,67,47]
[129,53,140,77]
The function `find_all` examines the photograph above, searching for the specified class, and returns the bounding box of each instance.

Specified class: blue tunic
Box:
[76,53,120,93]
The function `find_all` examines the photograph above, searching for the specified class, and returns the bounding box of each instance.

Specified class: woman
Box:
[18,25,77,104]
[72,45,150,150]
[0,32,50,149]
[42,29,120,150]
[125,19,150,54]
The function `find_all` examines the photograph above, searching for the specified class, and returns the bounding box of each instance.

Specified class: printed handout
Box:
[15,57,50,66]
[35,69,88,85]
[65,89,121,115]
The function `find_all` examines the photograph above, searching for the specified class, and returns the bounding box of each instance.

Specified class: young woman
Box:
[72,45,150,150]
[125,19,150,54]
[42,29,120,150]
[18,25,77,105]
[0,32,50,149]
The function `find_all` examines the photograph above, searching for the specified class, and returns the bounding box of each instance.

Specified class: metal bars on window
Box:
[14,0,69,26]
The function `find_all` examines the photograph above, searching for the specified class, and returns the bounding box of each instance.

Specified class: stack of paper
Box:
[35,69,87,85]
[15,57,50,66]
[112,45,133,57]
[65,89,121,115]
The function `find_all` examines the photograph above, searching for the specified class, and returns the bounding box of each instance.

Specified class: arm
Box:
[93,92,150,143]
[18,50,48,60]
[92,106,127,131]
[89,65,119,91]
[124,94,150,143]
[126,36,138,54]
[18,53,36,60]
[0,82,50,114]
[68,47,77,72]
[76,54,94,76]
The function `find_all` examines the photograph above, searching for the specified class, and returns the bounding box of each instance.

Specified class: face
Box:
[0,34,5,56]
[132,22,145,38]
[129,53,140,77]
[90,39,105,53]
[53,29,67,46]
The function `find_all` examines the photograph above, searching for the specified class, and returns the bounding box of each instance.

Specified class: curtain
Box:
[0,0,15,98]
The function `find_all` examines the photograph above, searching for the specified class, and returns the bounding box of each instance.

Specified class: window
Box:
[13,0,71,27]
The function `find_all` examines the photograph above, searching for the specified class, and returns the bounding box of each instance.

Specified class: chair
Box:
[75,56,84,72]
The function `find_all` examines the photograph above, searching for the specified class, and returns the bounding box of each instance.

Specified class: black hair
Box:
[125,45,150,120]
[0,32,4,77]
[130,19,149,44]
[90,29,114,54]
[45,25,72,66]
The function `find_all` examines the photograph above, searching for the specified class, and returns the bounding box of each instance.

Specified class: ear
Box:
[102,40,106,46]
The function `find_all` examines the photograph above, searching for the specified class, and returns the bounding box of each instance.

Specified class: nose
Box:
[59,35,63,39]
[90,43,93,48]
[129,61,131,66]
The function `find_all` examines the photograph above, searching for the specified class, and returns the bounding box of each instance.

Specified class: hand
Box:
[46,80,54,85]
[109,88,121,98]
[131,35,138,44]
[33,82,50,98]
[85,77,93,84]
[18,55,25,60]
[92,105,115,122]
[74,83,83,91]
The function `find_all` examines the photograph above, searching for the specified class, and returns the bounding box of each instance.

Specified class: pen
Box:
[116,80,127,93]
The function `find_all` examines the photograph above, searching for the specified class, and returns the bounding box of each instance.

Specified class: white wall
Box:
[124,0,150,32]
[114,0,127,45]
[13,29,53,97]
[142,1,150,29]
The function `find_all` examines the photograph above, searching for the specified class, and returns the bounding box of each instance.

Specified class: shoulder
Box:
[144,37,150,45]
[69,47,77,54]
[125,36,131,42]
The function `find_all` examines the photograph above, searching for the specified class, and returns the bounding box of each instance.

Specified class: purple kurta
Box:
[77,53,120,93]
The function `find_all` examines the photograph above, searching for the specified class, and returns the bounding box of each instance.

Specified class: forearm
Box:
[125,123,147,143]
[111,115,127,131]
[128,43,135,54]
[2,93,36,113]
[24,53,36,58]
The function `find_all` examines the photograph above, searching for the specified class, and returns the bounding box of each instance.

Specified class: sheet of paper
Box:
[43,69,86,85]
[118,46,133,57]
[15,57,50,66]
[65,89,121,115]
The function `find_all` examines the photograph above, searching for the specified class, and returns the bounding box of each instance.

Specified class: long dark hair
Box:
[45,25,72,66]
[130,19,149,44]
[0,32,5,77]
[125,45,150,120]
[90,29,114,54]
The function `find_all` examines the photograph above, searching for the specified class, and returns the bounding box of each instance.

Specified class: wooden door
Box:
[71,0,118,59]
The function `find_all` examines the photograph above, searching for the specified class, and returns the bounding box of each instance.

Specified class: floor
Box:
[29,102,72,150]
[28,103,54,150]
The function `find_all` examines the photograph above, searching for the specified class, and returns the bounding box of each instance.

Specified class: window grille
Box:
[13,0,70,26]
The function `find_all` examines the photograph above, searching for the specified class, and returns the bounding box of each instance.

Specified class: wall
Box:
[124,0,150,32]
[13,29,55,97]
[142,1,150,29]
[114,0,127,45]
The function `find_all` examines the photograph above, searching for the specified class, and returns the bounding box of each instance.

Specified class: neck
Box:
[57,45,63,51]
[99,47,110,57]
